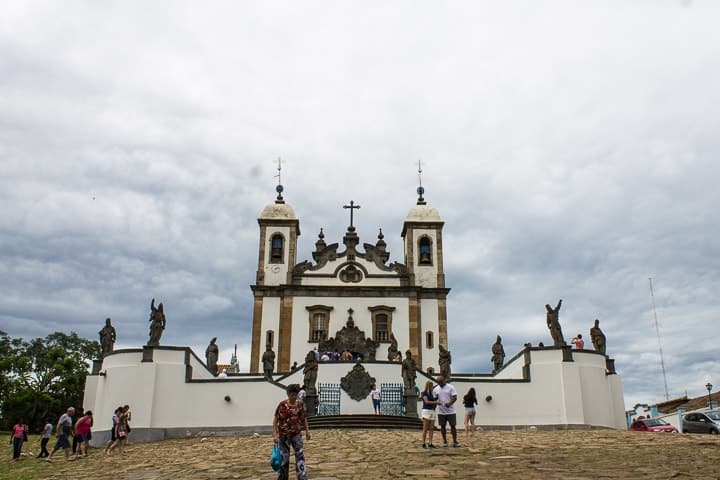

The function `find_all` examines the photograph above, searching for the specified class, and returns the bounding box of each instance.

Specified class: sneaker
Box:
[443,442,448,448]
[452,442,461,448]
[428,444,438,449]
[422,444,427,449]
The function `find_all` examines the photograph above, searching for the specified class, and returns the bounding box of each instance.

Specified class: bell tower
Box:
[401,163,449,366]
[250,162,300,373]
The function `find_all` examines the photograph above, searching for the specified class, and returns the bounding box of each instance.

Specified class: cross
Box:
[417,159,423,187]
[343,200,361,228]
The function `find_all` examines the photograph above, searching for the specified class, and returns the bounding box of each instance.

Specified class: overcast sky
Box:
[1,1,718,409]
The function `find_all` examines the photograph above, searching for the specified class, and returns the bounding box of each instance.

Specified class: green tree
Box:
[0,331,100,432]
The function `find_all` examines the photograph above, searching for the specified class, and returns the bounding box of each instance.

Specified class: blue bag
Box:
[270,442,282,471]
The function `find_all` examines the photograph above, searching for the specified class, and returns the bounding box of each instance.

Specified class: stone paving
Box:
[10,428,720,479]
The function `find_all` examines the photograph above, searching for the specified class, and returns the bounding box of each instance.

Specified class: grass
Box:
[1,432,69,480]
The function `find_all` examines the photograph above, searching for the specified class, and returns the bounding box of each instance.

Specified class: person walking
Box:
[433,375,459,448]
[38,419,53,458]
[370,384,381,415]
[273,384,310,480]
[104,406,122,455]
[463,388,478,437]
[420,381,439,449]
[10,418,26,462]
[46,407,75,462]
[71,411,93,459]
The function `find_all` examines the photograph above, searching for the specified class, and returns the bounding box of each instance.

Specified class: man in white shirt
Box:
[432,375,459,447]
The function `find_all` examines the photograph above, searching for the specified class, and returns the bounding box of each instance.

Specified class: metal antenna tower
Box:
[649,277,670,400]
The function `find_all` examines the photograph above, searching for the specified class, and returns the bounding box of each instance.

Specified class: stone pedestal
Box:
[605,358,616,374]
[304,395,319,417]
[404,392,418,417]
[142,346,154,362]
[91,359,103,375]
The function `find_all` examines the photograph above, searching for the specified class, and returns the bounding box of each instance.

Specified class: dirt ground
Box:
[4,428,720,480]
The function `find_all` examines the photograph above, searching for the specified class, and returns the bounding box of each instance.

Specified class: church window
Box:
[306,305,333,342]
[375,314,388,342]
[369,305,396,343]
[270,234,284,264]
[266,330,274,348]
[418,236,432,265]
[426,331,434,349]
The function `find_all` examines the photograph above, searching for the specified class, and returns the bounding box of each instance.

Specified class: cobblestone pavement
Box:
[15,428,720,479]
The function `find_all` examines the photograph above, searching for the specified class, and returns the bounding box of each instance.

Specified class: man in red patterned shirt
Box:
[273,384,310,480]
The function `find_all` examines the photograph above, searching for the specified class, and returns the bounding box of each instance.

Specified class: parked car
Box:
[682,411,720,434]
[630,417,678,432]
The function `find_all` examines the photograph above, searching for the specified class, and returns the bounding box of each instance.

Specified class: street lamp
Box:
[706,382,713,407]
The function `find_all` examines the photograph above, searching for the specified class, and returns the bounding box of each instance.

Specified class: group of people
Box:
[318,349,356,362]
[9,403,132,463]
[419,375,478,449]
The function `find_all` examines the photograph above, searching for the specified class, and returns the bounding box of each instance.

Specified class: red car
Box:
[630,417,678,432]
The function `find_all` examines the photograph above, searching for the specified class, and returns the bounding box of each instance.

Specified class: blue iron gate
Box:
[380,383,404,416]
[318,383,341,416]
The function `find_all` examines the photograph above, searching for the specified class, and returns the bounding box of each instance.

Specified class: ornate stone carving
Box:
[339,264,363,283]
[387,333,399,361]
[319,309,379,361]
[340,363,376,401]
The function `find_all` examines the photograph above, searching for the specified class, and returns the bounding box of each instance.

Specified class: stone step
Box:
[308,414,423,430]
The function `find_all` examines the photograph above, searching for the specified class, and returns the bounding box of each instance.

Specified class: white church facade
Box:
[249,187,448,374]
[83,184,627,444]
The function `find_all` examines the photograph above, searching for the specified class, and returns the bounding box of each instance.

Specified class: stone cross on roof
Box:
[343,200,361,230]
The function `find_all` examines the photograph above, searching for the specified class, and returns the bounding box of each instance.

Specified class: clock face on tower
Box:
[271,265,281,273]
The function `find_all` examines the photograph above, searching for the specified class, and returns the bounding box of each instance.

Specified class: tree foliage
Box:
[0,330,100,432]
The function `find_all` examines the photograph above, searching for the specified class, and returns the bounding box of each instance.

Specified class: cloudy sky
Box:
[1,1,718,409]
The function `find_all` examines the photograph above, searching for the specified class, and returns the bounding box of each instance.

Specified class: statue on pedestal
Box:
[401,350,417,392]
[590,319,607,354]
[439,344,452,380]
[99,317,116,358]
[303,350,318,395]
[205,337,219,375]
[147,298,166,347]
[545,299,566,346]
[262,345,276,378]
[491,335,505,372]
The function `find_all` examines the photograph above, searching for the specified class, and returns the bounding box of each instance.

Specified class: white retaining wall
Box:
[84,345,625,445]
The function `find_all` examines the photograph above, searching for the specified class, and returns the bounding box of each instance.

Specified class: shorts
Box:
[421,409,437,421]
[438,413,457,427]
[111,429,117,441]
[74,434,86,443]
[465,407,476,416]
[373,399,381,409]
[54,434,70,450]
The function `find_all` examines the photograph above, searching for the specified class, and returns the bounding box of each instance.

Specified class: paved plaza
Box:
[10,428,720,479]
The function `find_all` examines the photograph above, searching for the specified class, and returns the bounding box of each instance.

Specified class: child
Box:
[39,419,53,458]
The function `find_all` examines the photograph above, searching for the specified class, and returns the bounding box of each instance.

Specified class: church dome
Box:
[259,201,297,220]
[405,204,442,222]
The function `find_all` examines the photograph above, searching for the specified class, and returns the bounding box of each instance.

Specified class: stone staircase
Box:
[308,414,422,430]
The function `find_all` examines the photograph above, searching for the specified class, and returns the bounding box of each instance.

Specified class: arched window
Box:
[426,331,434,349]
[270,234,284,264]
[306,305,333,342]
[369,305,396,343]
[418,236,432,265]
